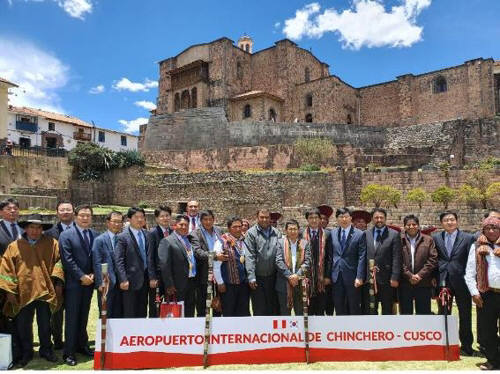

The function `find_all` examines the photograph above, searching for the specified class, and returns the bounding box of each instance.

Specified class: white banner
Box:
[94,315,459,369]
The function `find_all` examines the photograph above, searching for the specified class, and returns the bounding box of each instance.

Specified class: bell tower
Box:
[237,34,253,54]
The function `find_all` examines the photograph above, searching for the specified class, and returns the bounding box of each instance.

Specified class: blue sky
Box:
[0,0,499,133]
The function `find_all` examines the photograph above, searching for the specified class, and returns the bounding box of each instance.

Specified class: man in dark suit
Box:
[92,210,124,319]
[159,215,197,317]
[186,200,200,234]
[147,205,173,317]
[0,198,22,256]
[364,208,402,315]
[433,211,476,356]
[399,214,438,315]
[191,210,222,316]
[325,207,366,315]
[44,200,74,350]
[59,204,99,366]
[114,207,149,318]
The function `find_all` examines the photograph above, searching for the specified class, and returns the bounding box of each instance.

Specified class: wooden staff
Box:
[100,263,110,370]
[155,287,161,317]
[300,264,310,364]
[368,259,377,315]
[203,252,214,368]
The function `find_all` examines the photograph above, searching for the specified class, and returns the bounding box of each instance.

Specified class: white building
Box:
[6,106,138,152]
[0,77,18,140]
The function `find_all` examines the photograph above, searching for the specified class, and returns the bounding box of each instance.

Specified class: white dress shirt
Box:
[290,240,298,273]
[212,240,226,285]
[406,234,418,272]
[465,242,500,296]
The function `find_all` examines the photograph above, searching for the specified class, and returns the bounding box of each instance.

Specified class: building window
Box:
[174,93,180,112]
[237,61,243,79]
[98,131,105,142]
[346,114,352,124]
[306,94,313,107]
[433,76,447,93]
[243,104,251,119]
[181,90,190,109]
[191,87,197,108]
[245,44,249,52]
[305,113,313,122]
[48,122,55,131]
[121,136,127,146]
[305,67,310,83]
[269,108,277,122]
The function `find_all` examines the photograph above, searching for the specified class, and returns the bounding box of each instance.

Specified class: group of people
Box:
[0,196,498,370]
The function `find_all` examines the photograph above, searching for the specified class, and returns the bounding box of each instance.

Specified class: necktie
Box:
[445,234,453,257]
[137,231,147,269]
[375,229,382,247]
[191,217,196,231]
[11,223,18,240]
[341,229,346,249]
[83,229,91,249]
[163,229,169,238]
[312,230,317,240]
[113,235,118,249]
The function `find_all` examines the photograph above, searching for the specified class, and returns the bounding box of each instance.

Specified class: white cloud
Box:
[274,22,281,28]
[134,100,156,111]
[89,84,104,94]
[283,0,431,49]
[10,0,92,20]
[113,78,158,93]
[0,37,69,112]
[118,117,149,134]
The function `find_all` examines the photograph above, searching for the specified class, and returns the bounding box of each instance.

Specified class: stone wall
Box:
[0,193,58,210]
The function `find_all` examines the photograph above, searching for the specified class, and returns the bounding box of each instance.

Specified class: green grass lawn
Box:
[23,298,485,370]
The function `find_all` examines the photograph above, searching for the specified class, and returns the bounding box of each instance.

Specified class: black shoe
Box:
[53,341,63,350]
[479,361,497,371]
[40,350,58,362]
[16,356,32,368]
[77,346,94,357]
[63,355,77,366]
[460,347,475,356]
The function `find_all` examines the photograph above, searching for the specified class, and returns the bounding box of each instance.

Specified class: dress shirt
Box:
[340,225,351,247]
[60,222,73,231]
[75,224,92,250]
[130,226,147,270]
[107,230,116,250]
[213,240,228,285]
[465,242,500,296]
[174,232,196,277]
[290,240,298,273]
[444,229,458,256]
[373,226,386,247]
[5,221,22,239]
[406,233,419,272]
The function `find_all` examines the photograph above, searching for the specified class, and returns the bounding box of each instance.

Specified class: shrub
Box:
[294,138,334,169]
[431,186,456,209]
[486,182,500,207]
[360,184,401,208]
[299,164,321,172]
[458,185,482,208]
[406,188,428,209]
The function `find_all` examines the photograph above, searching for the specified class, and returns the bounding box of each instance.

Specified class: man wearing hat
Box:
[352,210,372,231]
[464,216,500,370]
[270,212,282,230]
[0,214,64,367]
[317,205,333,232]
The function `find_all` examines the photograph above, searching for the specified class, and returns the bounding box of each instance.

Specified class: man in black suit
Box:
[0,198,22,256]
[59,204,99,366]
[44,200,74,350]
[159,215,197,317]
[433,211,476,356]
[114,207,149,318]
[364,208,402,315]
[325,208,367,315]
[191,210,223,316]
[146,205,173,317]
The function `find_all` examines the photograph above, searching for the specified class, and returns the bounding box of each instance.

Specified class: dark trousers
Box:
[250,274,278,316]
[363,282,393,314]
[333,273,362,315]
[148,285,162,318]
[277,286,303,316]
[16,300,52,359]
[97,285,123,319]
[178,278,197,317]
[399,284,432,315]
[438,282,473,350]
[195,283,222,317]
[222,283,250,317]
[478,291,500,367]
[64,284,93,356]
[50,303,63,346]
[122,279,148,318]
[325,284,334,315]
[309,291,327,315]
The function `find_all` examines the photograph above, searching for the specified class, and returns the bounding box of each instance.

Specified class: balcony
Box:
[16,121,38,133]
[73,131,92,141]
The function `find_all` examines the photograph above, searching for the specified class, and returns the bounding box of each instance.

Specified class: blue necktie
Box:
[83,229,91,250]
[137,231,147,269]
[445,234,453,257]
[11,223,18,240]
[375,229,382,247]
[341,229,346,250]
[113,235,118,249]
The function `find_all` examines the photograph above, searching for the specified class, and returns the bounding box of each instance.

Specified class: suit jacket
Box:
[146,225,172,281]
[275,238,312,293]
[0,220,21,256]
[302,227,333,281]
[191,226,222,285]
[158,234,193,298]
[59,225,99,289]
[326,226,367,284]
[365,226,402,284]
[400,232,438,287]
[114,227,149,291]
[92,232,118,289]
[432,229,474,289]
[44,222,73,240]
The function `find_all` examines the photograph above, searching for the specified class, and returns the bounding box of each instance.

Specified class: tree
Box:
[431,186,456,209]
[486,182,500,208]
[360,184,401,208]
[464,168,492,209]
[294,137,334,169]
[387,189,402,209]
[458,184,482,208]
[406,188,428,209]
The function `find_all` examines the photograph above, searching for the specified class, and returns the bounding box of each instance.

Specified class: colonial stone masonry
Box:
[155,35,500,127]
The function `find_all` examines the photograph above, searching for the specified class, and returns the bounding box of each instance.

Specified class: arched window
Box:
[243,104,251,119]
[245,44,249,52]
[433,76,447,93]
[237,61,243,79]
[174,93,180,112]
[181,90,190,109]
[191,87,197,108]
[305,67,310,83]
[346,114,352,124]
[305,113,313,122]
[269,108,276,122]
[306,93,313,107]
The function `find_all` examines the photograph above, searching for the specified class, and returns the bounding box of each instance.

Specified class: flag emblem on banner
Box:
[273,319,287,329]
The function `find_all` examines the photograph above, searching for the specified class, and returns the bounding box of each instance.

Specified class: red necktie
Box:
[191,217,196,231]
[163,229,169,238]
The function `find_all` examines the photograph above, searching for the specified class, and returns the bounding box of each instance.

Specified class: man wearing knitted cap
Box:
[465,216,500,370]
